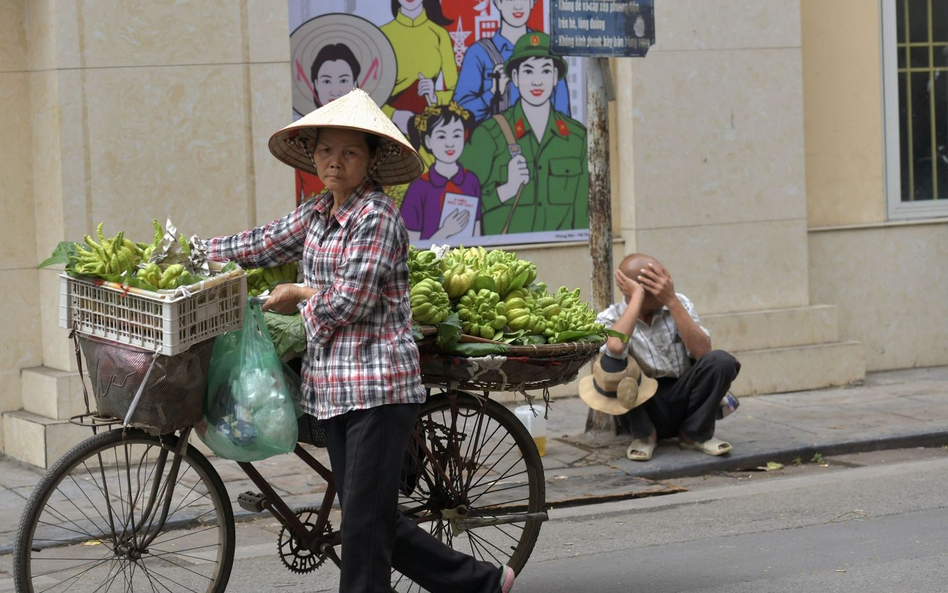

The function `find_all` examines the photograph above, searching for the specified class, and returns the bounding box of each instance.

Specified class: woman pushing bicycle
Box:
[203,88,516,593]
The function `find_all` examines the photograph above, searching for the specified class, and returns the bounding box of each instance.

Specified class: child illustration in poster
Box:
[401,102,482,243]
[460,32,588,235]
[453,0,571,123]
[381,0,459,134]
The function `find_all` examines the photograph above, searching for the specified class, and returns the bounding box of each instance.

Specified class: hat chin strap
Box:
[361,140,400,185]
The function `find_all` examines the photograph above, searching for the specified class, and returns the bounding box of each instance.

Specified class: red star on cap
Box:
[530,34,540,46]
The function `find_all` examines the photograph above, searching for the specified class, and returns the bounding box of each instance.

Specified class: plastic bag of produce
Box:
[197,304,298,461]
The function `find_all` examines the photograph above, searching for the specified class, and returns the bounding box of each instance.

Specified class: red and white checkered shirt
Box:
[207,182,425,419]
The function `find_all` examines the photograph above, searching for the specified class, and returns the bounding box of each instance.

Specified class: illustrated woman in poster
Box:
[381,0,459,134]
[401,103,482,242]
[311,43,361,107]
[454,0,571,123]
[461,32,588,235]
[297,43,363,202]
[289,13,398,205]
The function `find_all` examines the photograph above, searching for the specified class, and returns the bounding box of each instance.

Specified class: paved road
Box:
[6,447,945,592]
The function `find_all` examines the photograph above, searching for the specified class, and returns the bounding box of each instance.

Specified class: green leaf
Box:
[39,241,78,269]
[221,261,238,273]
[262,311,307,359]
[436,311,461,349]
[551,331,607,344]
[472,275,497,293]
[507,268,530,293]
[605,328,629,343]
[411,324,424,341]
[449,342,510,356]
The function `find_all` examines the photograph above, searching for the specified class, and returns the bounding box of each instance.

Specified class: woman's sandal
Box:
[679,436,733,456]
[626,437,657,462]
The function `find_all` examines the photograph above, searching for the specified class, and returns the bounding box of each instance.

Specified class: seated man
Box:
[591,253,740,461]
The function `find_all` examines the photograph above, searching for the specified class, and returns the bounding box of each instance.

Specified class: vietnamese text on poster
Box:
[288,0,589,248]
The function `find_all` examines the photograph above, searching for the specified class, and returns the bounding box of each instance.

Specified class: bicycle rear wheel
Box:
[393,392,545,591]
[14,428,235,593]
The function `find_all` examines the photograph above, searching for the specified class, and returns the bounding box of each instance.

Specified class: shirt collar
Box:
[316,181,377,228]
[395,9,429,27]
[494,32,514,52]
[427,166,464,188]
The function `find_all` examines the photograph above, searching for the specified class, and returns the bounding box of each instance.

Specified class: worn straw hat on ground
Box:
[268,88,423,186]
[579,354,659,416]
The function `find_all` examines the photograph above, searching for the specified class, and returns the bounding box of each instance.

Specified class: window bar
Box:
[927,0,938,199]
[905,0,915,201]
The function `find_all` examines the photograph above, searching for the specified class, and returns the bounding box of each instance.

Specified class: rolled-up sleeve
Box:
[206,200,314,268]
[299,205,398,346]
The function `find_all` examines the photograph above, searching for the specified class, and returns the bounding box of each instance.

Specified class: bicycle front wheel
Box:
[14,428,235,593]
[394,392,545,591]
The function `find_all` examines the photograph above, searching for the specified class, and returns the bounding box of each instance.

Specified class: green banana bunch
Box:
[246,262,299,297]
[410,278,450,324]
[72,223,141,277]
[456,288,507,340]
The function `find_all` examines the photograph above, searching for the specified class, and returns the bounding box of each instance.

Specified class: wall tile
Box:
[809,223,948,371]
[83,64,252,241]
[654,0,801,52]
[77,0,243,68]
[628,49,807,230]
[637,219,810,314]
[39,268,76,373]
[250,63,295,225]
[26,0,55,71]
[0,269,43,374]
[30,70,66,262]
[0,72,35,268]
[0,0,28,72]
[247,0,290,63]
[802,0,885,227]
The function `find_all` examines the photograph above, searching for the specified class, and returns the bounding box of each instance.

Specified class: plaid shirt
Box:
[597,293,711,379]
[207,182,425,419]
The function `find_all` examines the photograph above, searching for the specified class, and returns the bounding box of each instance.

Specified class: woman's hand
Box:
[262,283,311,314]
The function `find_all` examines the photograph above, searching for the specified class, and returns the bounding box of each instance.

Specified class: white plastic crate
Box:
[60,264,247,356]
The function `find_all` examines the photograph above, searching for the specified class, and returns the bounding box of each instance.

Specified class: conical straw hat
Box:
[268,88,423,186]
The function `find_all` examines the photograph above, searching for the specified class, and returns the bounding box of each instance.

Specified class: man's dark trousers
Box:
[622,350,741,441]
[324,403,501,593]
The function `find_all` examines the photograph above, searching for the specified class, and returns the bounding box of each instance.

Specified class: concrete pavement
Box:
[1,365,947,555]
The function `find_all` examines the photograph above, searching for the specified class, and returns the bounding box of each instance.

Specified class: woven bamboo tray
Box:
[414,325,601,391]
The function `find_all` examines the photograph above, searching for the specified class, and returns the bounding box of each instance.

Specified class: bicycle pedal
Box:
[237,491,268,513]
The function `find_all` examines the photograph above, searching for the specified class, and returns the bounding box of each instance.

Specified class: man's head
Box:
[618,253,666,312]
[493,0,536,28]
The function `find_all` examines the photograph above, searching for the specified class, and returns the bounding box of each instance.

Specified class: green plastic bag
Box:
[198,304,299,461]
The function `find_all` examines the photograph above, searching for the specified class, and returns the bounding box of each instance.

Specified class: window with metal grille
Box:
[882,0,948,219]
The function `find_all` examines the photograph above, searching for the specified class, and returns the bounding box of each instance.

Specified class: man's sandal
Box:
[679,437,733,456]
[626,438,657,462]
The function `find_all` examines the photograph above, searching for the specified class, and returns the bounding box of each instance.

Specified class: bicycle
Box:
[12,343,566,592]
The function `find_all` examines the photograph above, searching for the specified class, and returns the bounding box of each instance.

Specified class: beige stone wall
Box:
[613,0,810,314]
[0,0,42,424]
[809,222,948,371]
[801,0,886,227]
[2,1,294,421]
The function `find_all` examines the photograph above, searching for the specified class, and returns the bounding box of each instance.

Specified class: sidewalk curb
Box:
[622,429,948,481]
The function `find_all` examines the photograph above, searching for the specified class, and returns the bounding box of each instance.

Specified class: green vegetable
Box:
[410,278,450,324]
[456,288,507,339]
[263,311,307,359]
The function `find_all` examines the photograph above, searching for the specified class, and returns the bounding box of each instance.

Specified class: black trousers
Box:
[324,403,501,593]
[620,350,740,442]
